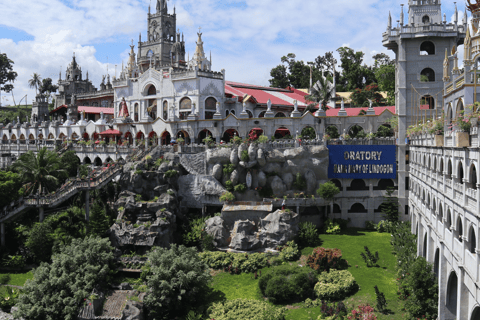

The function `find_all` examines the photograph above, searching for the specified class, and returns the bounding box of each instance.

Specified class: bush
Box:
[14,237,115,320]
[219,192,235,202]
[241,150,249,162]
[376,220,397,233]
[279,241,301,262]
[365,220,376,230]
[143,245,211,320]
[374,285,387,314]
[0,287,21,313]
[198,251,269,273]
[164,169,178,178]
[223,164,235,176]
[135,194,142,202]
[2,255,25,269]
[258,264,317,304]
[134,169,143,175]
[225,180,234,192]
[183,217,208,248]
[0,274,10,285]
[314,269,358,300]
[323,218,349,234]
[208,299,286,320]
[234,183,247,193]
[307,247,347,272]
[360,246,379,267]
[297,222,320,247]
[314,300,348,319]
[292,172,307,191]
[257,135,269,144]
[347,305,377,320]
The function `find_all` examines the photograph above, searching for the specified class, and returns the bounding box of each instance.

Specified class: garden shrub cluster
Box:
[198,251,269,273]
[307,247,347,272]
[278,241,301,261]
[164,169,178,178]
[258,264,317,304]
[297,221,320,247]
[391,222,438,319]
[376,220,397,233]
[314,269,358,301]
[208,299,286,320]
[323,218,349,234]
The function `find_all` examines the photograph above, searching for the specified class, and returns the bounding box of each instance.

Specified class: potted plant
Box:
[453,108,478,147]
[427,115,444,146]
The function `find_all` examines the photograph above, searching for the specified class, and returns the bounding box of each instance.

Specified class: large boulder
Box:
[271,175,285,195]
[177,175,227,208]
[284,147,308,160]
[309,145,329,158]
[238,144,248,161]
[257,148,266,167]
[281,172,294,190]
[204,216,230,247]
[258,171,267,187]
[212,164,223,180]
[266,149,285,163]
[206,148,231,165]
[230,148,239,165]
[262,162,282,173]
[259,209,299,248]
[230,169,239,185]
[304,169,317,194]
[121,300,144,320]
[248,144,257,161]
[229,220,260,250]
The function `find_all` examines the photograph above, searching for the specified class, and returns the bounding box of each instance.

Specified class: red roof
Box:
[224,81,318,108]
[50,105,114,115]
[98,129,121,135]
[325,106,396,117]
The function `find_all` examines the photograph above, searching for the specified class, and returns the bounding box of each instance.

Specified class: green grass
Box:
[208,229,406,319]
[0,271,33,286]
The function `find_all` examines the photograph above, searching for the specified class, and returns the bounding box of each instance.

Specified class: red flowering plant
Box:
[453,104,480,132]
[347,304,377,320]
[306,247,348,272]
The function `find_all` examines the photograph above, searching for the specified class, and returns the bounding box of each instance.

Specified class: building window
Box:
[163,101,168,120]
[420,68,435,82]
[147,85,156,96]
[422,15,430,24]
[347,179,369,191]
[348,203,367,213]
[420,41,435,55]
[179,97,192,120]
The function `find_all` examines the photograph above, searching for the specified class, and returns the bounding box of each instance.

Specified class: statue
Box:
[118,97,129,118]
[341,98,345,110]
[267,99,272,112]
[191,102,195,114]
[293,100,298,112]
[71,94,77,106]
[242,101,247,113]
[367,98,373,109]
[101,75,106,85]
[216,102,221,114]
[16,116,20,124]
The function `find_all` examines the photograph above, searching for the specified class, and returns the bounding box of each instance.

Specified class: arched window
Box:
[348,203,367,213]
[325,125,340,139]
[469,227,476,253]
[422,15,430,24]
[147,85,156,96]
[205,97,217,120]
[375,179,395,190]
[333,204,341,213]
[246,110,253,118]
[457,218,463,242]
[347,179,369,191]
[275,112,286,118]
[330,179,342,189]
[420,41,435,55]
[446,210,452,229]
[439,204,443,221]
[258,111,266,118]
[163,101,168,120]
[420,68,435,82]
[225,110,230,117]
[458,162,464,184]
[471,164,478,190]
[447,159,452,179]
[134,103,139,122]
[440,158,444,173]
[179,97,192,120]
[348,125,365,138]
[446,272,458,316]
[230,109,236,116]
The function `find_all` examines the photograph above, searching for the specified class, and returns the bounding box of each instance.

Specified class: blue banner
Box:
[328,145,396,179]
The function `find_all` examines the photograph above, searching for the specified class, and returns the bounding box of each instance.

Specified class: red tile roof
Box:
[98,129,121,135]
[325,106,396,117]
[50,105,114,115]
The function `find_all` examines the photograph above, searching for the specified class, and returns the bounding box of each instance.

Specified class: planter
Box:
[435,135,444,147]
[456,132,470,147]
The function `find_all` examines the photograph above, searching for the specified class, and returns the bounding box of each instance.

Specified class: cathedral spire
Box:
[400,4,404,26]
[388,11,392,29]
[454,2,458,25]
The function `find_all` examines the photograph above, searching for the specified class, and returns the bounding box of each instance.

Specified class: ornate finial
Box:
[198,26,202,35]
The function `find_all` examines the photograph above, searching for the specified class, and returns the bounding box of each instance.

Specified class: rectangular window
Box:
[405,177,409,190]
[405,205,409,215]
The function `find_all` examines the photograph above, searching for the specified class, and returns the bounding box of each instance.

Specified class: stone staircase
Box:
[0,146,154,224]
[179,152,207,175]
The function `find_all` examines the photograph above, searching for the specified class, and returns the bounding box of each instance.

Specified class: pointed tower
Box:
[128,41,136,77]
[443,48,451,82]
[189,29,211,71]
[65,53,82,81]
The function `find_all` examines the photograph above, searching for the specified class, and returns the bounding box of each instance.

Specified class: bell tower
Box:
[137,0,177,71]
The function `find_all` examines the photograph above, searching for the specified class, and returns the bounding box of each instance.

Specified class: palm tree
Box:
[305,76,335,111]
[28,73,42,97]
[12,147,67,196]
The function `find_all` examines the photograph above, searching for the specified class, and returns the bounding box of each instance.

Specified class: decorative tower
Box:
[188,30,212,71]
[382,0,466,217]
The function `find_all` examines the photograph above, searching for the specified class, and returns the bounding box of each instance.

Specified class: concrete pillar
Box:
[1,223,5,247]
[457,268,468,320]
[438,243,448,319]
[39,207,44,222]
[85,190,90,222]
[145,137,149,148]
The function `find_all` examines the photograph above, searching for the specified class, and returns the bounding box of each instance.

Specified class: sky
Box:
[0,0,464,106]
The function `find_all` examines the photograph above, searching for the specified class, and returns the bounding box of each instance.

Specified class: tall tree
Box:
[269,53,322,89]
[28,73,42,96]
[39,78,58,104]
[12,147,67,195]
[305,75,335,111]
[0,171,22,208]
[375,64,395,105]
[337,47,376,91]
[0,53,18,94]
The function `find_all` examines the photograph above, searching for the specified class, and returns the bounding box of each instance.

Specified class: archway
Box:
[47,133,54,140]
[347,179,368,191]
[423,233,427,258]
[58,133,66,141]
[434,248,439,278]
[19,134,25,144]
[136,131,144,141]
[248,128,263,141]
[457,217,463,242]
[177,130,190,144]
[275,112,286,118]
[420,95,435,109]
[163,101,168,120]
[375,179,395,190]
[446,272,458,317]
[420,68,435,82]
[134,103,139,122]
[470,164,477,190]
[222,129,239,143]
[458,161,464,184]
[83,132,89,141]
[147,84,156,96]
[439,204,444,221]
[326,125,340,139]
[471,307,480,320]
[125,132,133,145]
[447,159,453,179]
[330,179,342,189]
[161,131,171,145]
[28,134,35,144]
[469,226,476,253]
[274,127,291,139]
[94,157,102,166]
[179,97,192,120]
[71,132,78,141]
[198,129,213,144]
[301,126,316,139]
[204,97,217,120]
[348,125,365,138]
[420,41,435,55]
[149,131,158,146]
[225,110,230,117]
[348,203,367,213]
[84,157,91,164]
[446,209,452,229]
[258,111,266,118]
[246,110,253,118]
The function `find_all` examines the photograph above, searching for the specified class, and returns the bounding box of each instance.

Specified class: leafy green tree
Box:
[317,181,340,215]
[144,244,211,319]
[0,171,22,208]
[269,64,290,88]
[269,53,322,89]
[23,222,54,263]
[380,187,399,222]
[375,64,395,105]
[403,257,438,319]
[349,83,383,108]
[337,47,376,91]
[376,124,393,137]
[28,73,42,96]
[0,53,17,94]
[300,127,316,139]
[14,237,115,320]
[325,125,340,139]
[39,78,58,104]
[60,150,80,178]
[88,200,110,237]
[12,147,67,195]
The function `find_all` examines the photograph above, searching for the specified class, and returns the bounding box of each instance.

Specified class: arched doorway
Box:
[471,306,480,320]
[125,132,133,145]
[300,126,316,139]
[446,272,458,318]
[94,157,102,166]
[198,129,213,144]
[248,128,263,141]
[177,130,190,144]
[222,129,239,143]
[84,157,92,164]
[161,131,171,145]
[149,131,158,146]
[434,248,439,278]
[274,127,291,139]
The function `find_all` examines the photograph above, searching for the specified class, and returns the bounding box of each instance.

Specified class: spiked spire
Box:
[400,4,404,26]
[388,11,392,29]
[454,2,458,24]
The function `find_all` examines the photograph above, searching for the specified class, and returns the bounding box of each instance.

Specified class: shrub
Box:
[323,218,349,234]
[2,255,25,269]
[257,135,269,143]
[365,220,376,230]
[208,299,286,320]
[258,264,317,304]
[183,217,208,248]
[347,305,377,320]
[219,192,235,202]
[360,246,379,267]
[297,221,319,247]
[314,269,358,300]
[135,194,142,202]
[143,245,211,319]
[234,183,247,193]
[292,172,307,191]
[279,241,301,261]
[198,251,269,273]
[241,150,249,162]
[198,251,233,270]
[376,220,397,233]
[164,169,178,178]
[374,285,387,314]
[134,169,143,175]
[0,287,21,312]
[307,247,347,272]
[223,164,235,176]
[316,300,348,319]
[225,180,234,192]
[0,274,10,285]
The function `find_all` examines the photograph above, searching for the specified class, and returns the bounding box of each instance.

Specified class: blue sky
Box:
[0,0,462,106]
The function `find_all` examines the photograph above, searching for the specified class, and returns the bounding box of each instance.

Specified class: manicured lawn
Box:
[209,229,406,319]
[0,271,33,286]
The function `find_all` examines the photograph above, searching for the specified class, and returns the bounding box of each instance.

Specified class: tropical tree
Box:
[39,78,58,104]
[317,181,340,215]
[0,53,18,94]
[28,73,42,96]
[305,75,335,111]
[11,147,67,196]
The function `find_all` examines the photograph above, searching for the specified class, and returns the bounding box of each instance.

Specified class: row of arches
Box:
[330,178,396,191]
[325,123,394,139]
